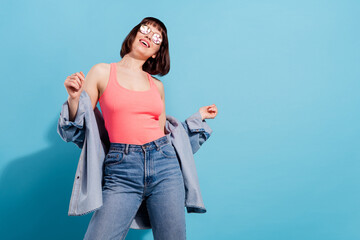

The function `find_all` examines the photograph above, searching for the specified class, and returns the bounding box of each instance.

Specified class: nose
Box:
[145,34,152,43]
[145,33,153,39]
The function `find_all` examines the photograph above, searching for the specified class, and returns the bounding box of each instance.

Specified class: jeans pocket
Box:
[104,151,125,166]
[159,143,177,158]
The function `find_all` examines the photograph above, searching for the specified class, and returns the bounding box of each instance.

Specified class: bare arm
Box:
[67,96,81,122]
[67,63,106,121]
[65,71,84,122]
[82,63,106,110]
[157,79,166,134]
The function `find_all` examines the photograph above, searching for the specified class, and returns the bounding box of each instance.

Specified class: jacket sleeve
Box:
[181,111,213,154]
[56,98,86,149]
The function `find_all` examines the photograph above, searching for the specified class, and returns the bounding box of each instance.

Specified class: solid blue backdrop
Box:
[0,0,359,239]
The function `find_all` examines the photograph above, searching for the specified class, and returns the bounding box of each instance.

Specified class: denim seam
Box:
[158,144,177,158]
[104,153,125,166]
[119,199,144,240]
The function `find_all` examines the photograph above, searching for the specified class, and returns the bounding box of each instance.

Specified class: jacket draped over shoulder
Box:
[57,90,213,229]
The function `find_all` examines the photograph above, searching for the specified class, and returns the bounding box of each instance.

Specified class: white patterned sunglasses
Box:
[139,24,163,45]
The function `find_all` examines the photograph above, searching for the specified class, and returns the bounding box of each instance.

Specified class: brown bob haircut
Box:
[120,17,170,76]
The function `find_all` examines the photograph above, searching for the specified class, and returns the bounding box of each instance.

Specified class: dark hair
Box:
[120,17,170,76]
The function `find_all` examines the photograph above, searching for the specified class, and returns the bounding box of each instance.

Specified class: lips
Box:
[139,39,150,48]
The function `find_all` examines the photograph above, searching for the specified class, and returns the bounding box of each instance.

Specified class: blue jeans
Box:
[83,135,186,240]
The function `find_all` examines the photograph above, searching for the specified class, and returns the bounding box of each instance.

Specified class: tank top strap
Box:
[110,63,116,82]
[146,72,155,89]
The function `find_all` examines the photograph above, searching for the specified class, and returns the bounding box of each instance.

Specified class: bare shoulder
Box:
[84,63,109,84]
[83,63,111,109]
[90,63,110,77]
[150,76,164,98]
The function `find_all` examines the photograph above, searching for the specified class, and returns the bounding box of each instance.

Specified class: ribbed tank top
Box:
[99,62,165,145]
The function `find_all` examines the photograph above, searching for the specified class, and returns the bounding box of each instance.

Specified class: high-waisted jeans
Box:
[83,135,186,240]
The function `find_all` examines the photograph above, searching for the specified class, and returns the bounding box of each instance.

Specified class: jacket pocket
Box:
[159,143,177,158]
[104,151,125,166]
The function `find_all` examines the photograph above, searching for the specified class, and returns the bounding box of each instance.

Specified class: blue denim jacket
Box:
[56,90,213,229]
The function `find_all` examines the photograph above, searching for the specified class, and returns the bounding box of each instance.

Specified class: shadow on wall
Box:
[0,118,150,240]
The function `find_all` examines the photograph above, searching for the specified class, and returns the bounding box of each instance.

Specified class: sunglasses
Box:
[139,24,163,45]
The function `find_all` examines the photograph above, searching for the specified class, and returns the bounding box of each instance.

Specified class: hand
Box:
[199,104,218,120]
[64,71,85,99]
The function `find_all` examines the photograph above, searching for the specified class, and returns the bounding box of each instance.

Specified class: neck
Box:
[118,54,146,72]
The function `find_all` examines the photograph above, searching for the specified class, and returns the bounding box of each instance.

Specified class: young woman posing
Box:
[63,17,218,240]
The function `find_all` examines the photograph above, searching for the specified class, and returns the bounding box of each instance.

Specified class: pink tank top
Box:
[99,62,165,145]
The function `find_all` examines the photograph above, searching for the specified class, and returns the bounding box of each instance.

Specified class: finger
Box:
[77,72,85,81]
[69,75,77,80]
[69,82,78,90]
[80,73,85,83]
[75,72,85,82]
[70,82,79,90]
[75,77,81,88]
[71,73,80,81]
[79,73,85,82]
[71,77,81,88]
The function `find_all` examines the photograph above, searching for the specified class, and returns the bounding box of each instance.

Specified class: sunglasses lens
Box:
[153,34,162,45]
[140,25,150,34]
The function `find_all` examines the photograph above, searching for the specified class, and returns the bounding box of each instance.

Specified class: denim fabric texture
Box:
[84,136,186,240]
[57,90,213,229]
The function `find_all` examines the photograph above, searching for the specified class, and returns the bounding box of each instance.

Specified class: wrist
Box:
[68,95,80,102]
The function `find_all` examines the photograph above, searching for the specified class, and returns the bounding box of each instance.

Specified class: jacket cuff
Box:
[185,111,213,140]
[59,96,85,130]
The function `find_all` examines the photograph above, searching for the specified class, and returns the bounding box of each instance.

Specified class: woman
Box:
[64,17,218,240]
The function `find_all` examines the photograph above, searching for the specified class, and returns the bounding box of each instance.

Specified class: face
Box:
[134,23,163,59]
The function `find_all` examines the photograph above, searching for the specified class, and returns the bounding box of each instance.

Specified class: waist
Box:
[109,134,171,152]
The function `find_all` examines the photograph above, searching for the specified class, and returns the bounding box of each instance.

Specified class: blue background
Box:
[1,0,359,239]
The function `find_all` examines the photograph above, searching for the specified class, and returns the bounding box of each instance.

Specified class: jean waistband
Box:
[109,134,170,153]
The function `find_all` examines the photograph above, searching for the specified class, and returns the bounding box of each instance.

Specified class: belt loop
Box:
[125,144,129,155]
[154,140,160,151]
